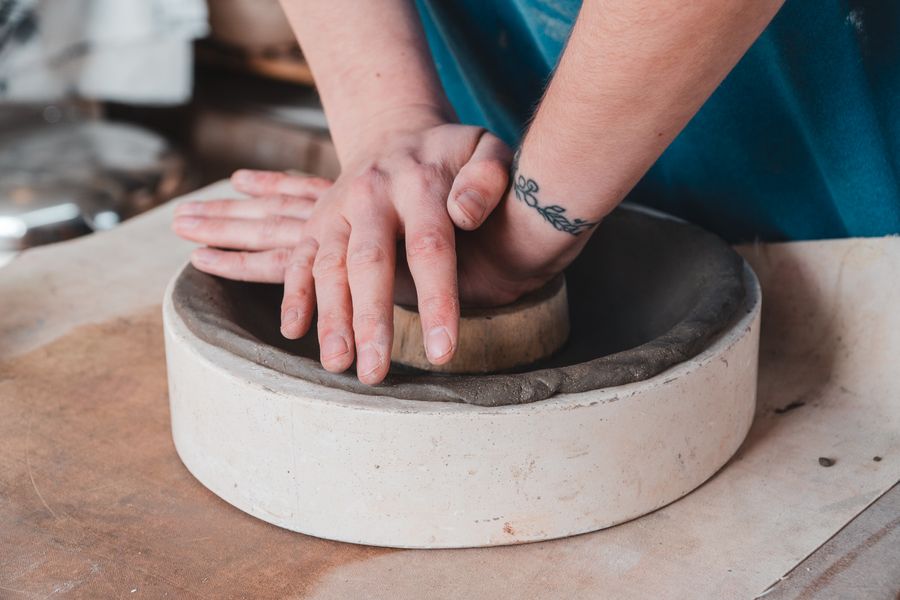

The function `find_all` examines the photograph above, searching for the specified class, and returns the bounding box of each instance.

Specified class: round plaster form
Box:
[162,259,760,549]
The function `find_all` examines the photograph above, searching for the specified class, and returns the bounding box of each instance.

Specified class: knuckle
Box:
[412,161,442,181]
[418,293,459,321]
[318,307,350,328]
[465,159,508,189]
[349,167,386,198]
[348,177,373,199]
[186,218,213,233]
[287,239,318,270]
[213,201,237,215]
[276,195,297,212]
[283,285,313,306]
[347,241,387,267]
[353,303,390,329]
[272,247,292,266]
[260,215,288,239]
[223,251,247,269]
[223,253,252,280]
[287,251,314,271]
[390,153,416,172]
[408,164,446,196]
[313,250,347,277]
[407,227,452,259]
[297,237,319,253]
[463,125,488,138]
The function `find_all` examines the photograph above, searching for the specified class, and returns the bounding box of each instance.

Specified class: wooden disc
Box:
[390,275,570,374]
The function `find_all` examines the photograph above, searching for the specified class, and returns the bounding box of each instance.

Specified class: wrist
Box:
[481,190,592,296]
[488,149,608,279]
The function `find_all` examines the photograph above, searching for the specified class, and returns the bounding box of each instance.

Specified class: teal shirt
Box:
[416,0,900,242]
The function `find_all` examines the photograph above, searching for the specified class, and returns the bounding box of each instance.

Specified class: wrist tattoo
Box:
[510,151,599,236]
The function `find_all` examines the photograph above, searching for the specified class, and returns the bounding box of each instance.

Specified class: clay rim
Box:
[171,207,748,407]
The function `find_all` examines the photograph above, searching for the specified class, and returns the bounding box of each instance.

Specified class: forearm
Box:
[502,0,784,273]
[279,0,453,165]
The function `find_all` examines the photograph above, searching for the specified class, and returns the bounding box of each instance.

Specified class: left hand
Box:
[174,169,560,304]
[172,171,331,282]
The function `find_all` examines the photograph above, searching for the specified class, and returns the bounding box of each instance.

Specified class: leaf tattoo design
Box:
[511,169,599,236]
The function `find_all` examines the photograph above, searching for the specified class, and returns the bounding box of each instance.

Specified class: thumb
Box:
[447,132,513,230]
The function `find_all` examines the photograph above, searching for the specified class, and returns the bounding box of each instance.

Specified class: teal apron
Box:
[416,0,900,242]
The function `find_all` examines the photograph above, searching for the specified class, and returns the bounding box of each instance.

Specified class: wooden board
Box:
[0,181,898,599]
[762,483,900,599]
[0,309,394,598]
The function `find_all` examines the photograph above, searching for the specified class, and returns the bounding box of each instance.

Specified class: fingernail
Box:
[281,309,300,328]
[175,216,201,230]
[192,248,217,265]
[356,343,383,379]
[426,326,453,362]
[455,190,486,224]
[321,334,349,360]
[175,202,202,216]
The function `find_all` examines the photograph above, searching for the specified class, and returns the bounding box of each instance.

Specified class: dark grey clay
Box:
[172,207,747,407]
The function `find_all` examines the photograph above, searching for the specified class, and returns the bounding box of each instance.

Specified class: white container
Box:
[163,264,760,549]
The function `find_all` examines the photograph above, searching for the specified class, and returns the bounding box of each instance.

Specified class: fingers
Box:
[232,169,332,198]
[403,207,459,366]
[309,218,356,373]
[175,195,315,220]
[280,239,318,340]
[447,132,514,230]
[172,215,306,250]
[190,247,292,283]
[346,208,397,385]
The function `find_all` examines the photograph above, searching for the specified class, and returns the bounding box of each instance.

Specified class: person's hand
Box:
[172,140,517,287]
[173,162,564,384]
[173,167,559,299]
[276,116,515,385]
[173,166,557,299]
[173,171,331,283]
[174,113,519,384]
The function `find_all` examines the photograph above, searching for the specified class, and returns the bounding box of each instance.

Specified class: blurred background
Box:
[0,0,337,267]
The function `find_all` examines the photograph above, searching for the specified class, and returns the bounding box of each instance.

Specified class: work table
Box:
[1,182,898,599]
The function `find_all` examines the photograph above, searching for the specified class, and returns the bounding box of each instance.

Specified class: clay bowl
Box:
[163,205,761,548]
